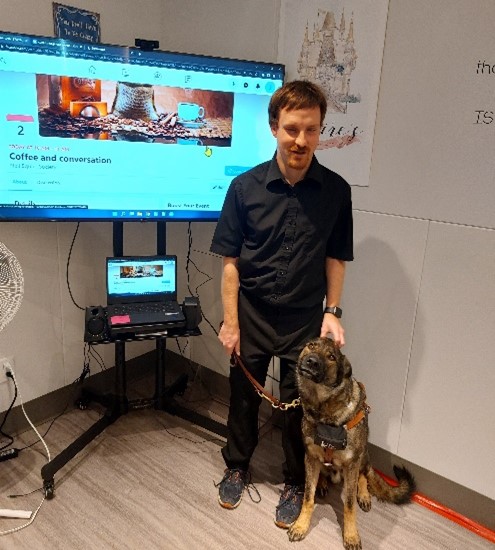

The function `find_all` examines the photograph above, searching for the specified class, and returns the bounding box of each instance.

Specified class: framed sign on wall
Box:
[53,2,100,43]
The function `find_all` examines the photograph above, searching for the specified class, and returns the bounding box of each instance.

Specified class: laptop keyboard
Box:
[110,302,178,315]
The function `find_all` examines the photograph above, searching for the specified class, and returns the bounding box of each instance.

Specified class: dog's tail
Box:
[366,465,416,505]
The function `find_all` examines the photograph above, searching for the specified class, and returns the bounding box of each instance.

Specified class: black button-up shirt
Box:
[210,155,353,309]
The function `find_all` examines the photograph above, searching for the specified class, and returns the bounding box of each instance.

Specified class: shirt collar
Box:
[265,153,323,188]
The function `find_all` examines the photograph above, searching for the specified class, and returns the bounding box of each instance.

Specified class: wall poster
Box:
[278,0,389,187]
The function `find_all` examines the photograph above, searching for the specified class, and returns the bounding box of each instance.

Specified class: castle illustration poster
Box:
[278,0,389,187]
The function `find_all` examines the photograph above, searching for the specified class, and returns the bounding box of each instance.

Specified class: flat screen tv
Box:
[0,31,284,221]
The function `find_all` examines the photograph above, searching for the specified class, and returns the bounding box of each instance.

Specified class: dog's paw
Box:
[357,472,371,512]
[357,494,371,512]
[316,486,328,499]
[343,535,362,550]
[316,475,330,498]
[288,522,308,542]
[329,467,342,484]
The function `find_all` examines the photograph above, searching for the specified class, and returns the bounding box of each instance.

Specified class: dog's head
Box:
[297,337,352,389]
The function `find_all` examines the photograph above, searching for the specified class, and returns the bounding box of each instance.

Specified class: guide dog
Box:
[288,337,416,550]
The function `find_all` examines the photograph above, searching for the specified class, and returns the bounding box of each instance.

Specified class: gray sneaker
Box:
[275,484,304,528]
[216,468,249,509]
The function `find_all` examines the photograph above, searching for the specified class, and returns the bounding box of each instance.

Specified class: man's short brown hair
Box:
[268,80,327,128]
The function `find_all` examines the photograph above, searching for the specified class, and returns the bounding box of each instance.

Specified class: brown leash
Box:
[221,325,369,419]
[230,352,301,411]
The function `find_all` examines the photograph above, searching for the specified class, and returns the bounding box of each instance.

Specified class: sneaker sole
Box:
[274,518,294,529]
[218,492,243,510]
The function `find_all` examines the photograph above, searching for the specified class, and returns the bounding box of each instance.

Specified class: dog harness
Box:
[317,383,370,466]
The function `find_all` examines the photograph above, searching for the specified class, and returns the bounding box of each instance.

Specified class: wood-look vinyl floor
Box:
[0,375,493,549]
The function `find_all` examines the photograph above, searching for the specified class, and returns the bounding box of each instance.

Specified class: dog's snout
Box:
[298,352,325,383]
[304,354,320,369]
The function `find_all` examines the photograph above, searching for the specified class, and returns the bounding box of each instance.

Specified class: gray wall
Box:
[0,0,494,515]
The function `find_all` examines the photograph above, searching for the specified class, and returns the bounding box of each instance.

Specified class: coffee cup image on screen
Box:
[177,102,205,121]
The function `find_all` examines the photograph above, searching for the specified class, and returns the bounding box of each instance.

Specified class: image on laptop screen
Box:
[106,256,177,305]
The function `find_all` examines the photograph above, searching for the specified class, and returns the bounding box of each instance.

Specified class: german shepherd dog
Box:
[288,338,416,550]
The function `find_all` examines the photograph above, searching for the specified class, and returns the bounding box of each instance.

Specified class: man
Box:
[210,80,353,528]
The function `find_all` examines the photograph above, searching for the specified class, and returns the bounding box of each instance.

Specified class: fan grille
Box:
[0,243,24,332]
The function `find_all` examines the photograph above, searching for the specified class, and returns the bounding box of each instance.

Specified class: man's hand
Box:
[320,313,345,347]
[219,322,240,355]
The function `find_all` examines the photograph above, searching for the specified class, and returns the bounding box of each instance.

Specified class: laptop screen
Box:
[106,256,178,305]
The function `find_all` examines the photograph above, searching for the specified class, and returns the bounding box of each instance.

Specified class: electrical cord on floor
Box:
[7,368,51,463]
[17,346,100,452]
[7,486,44,499]
[7,353,103,501]
[17,405,68,453]
[0,367,46,535]
[0,496,45,536]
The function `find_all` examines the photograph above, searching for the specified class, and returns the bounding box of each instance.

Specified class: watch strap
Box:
[324,306,342,318]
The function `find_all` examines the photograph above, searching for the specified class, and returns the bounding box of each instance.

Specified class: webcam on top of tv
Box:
[135,38,159,51]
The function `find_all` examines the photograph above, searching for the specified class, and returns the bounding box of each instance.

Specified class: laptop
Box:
[105,255,185,335]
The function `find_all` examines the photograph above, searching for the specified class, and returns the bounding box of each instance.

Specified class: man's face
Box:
[271,106,321,177]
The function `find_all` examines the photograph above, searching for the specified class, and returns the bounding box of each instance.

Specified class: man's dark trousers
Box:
[221,291,323,485]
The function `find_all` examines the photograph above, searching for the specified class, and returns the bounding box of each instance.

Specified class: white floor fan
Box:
[0,242,24,333]
[0,242,32,521]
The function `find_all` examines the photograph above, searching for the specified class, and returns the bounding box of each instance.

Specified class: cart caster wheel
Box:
[177,376,188,396]
[43,480,55,499]
[76,398,89,410]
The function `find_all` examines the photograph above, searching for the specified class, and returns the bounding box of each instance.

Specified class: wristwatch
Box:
[324,306,342,318]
